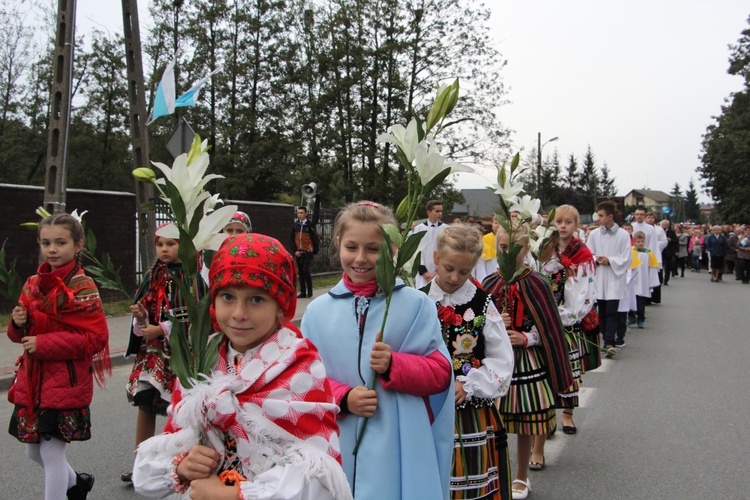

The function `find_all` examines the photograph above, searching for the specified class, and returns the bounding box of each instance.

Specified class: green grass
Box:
[312,273,341,289]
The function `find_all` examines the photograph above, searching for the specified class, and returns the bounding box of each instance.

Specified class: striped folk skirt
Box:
[499,346,556,436]
[452,401,511,500]
[556,324,583,408]
[579,324,602,373]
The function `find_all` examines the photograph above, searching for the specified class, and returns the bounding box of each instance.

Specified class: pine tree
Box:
[685,179,702,222]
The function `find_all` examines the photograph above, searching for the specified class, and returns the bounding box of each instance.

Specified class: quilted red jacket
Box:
[7,264,109,411]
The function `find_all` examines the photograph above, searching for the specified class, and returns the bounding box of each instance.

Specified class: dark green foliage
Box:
[0,0,508,210]
[699,15,750,222]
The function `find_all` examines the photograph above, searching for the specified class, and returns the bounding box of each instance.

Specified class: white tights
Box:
[26,439,77,500]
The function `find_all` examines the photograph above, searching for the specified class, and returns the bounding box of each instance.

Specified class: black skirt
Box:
[8,405,92,443]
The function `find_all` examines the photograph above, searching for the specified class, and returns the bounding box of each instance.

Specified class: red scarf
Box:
[18,259,110,418]
[342,272,378,297]
[559,237,595,275]
[165,326,344,485]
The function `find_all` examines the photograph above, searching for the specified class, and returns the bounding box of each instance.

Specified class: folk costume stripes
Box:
[426,279,513,500]
[483,268,573,436]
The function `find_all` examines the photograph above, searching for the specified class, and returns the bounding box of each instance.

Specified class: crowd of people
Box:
[6,200,747,499]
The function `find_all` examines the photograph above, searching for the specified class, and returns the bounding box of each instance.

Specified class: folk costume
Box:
[125,260,206,415]
[302,277,454,499]
[426,278,513,500]
[7,258,110,444]
[539,238,596,408]
[482,269,573,436]
[133,234,351,499]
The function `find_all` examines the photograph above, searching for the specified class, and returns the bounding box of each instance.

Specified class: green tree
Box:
[578,145,598,214]
[699,15,750,222]
[68,31,131,191]
[598,162,616,197]
[669,182,683,221]
[564,153,578,190]
[685,179,702,222]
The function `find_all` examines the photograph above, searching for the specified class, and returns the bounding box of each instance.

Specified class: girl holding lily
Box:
[301,201,454,499]
[482,221,573,500]
[122,223,207,483]
[424,224,514,499]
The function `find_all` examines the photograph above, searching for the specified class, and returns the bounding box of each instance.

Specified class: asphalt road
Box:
[0,270,748,499]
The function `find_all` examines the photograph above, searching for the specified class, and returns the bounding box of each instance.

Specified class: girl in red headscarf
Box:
[132,233,350,499]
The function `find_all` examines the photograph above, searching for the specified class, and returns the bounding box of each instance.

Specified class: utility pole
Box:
[122,0,155,270]
[43,0,77,215]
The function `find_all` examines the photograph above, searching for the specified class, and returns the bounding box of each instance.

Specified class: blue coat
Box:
[705,233,728,257]
[301,279,453,499]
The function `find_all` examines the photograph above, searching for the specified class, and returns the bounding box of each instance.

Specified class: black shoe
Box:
[297,292,306,298]
[307,292,314,298]
[615,340,626,348]
[121,471,132,483]
[67,472,95,500]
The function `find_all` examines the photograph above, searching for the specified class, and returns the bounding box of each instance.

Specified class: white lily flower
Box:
[494,177,524,204]
[69,209,88,223]
[377,119,421,163]
[152,150,224,223]
[156,222,180,240]
[414,141,446,185]
[510,195,541,222]
[192,203,237,252]
[533,224,556,241]
[208,193,223,211]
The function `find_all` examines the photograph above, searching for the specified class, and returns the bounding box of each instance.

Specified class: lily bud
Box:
[426,82,458,132]
[443,79,460,116]
[132,167,156,182]
[395,196,410,223]
[35,207,51,219]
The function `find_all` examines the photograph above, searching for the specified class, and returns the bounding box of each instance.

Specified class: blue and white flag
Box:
[150,59,176,123]
[175,66,223,108]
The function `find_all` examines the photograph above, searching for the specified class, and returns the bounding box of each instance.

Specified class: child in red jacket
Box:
[7,213,110,500]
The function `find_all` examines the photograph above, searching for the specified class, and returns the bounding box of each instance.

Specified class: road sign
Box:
[165,117,196,158]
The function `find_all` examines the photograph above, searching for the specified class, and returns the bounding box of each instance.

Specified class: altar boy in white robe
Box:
[586,201,632,358]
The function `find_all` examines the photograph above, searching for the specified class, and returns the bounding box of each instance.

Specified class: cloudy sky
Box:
[459,0,749,200]
[72,1,748,200]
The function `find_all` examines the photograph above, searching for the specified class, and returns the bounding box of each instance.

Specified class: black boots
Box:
[67,472,95,500]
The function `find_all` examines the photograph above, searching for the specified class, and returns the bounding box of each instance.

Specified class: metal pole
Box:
[43,0,77,215]
[122,0,155,271]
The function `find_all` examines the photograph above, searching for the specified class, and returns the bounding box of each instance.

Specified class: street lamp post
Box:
[537,132,559,198]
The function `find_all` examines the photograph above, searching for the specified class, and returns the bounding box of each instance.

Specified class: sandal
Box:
[511,478,531,500]
[529,455,545,471]
[562,410,577,434]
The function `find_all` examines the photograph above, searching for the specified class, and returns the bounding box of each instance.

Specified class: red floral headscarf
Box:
[208,233,297,321]
[225,211,252,232]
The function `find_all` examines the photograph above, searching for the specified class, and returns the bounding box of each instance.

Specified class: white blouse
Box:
[428,279,514,399]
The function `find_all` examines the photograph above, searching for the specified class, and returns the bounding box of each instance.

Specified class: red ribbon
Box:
[507,283,525,331]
